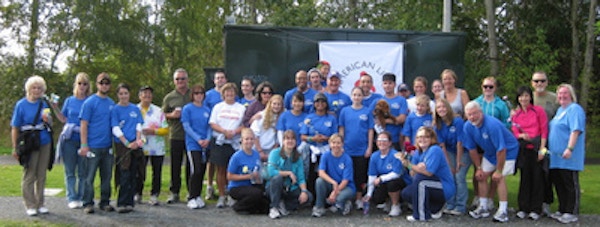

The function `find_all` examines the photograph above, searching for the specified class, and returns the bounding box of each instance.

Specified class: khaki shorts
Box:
[481,157,515,176]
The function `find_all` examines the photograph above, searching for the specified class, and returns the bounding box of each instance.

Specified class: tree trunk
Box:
[485,0,499,76]
[570,0,581,86]
[27,0,40,75]
[580,0,597,111]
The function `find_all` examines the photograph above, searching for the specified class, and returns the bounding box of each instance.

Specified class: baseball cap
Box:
[398,83,409,91]
[139,85,153,93]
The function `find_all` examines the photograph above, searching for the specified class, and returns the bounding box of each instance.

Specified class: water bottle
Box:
[363,201,369,215]
[78,148,95,158]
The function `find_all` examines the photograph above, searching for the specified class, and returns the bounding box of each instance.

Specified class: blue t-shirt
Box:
[368,149,403,177]
[11,98,51,145]
[548,103,586,171]
[181,103,212,151]
[299,113,338,146]
[411,145,455,200]
[402,112,433,144]
[80,94,115,148]
[276,110,307,146]
[318,151,356,192]
[227,149,261,190]
[284,88,317,113]
[111,103,144,143]
[324,91,351,117]
[203,88,222,110]
[370,95,409,143]
[339,105,374,157]
[61,96,87,141]
[462,116,519,164]
[362,93,383,108]
[435,117,464,154]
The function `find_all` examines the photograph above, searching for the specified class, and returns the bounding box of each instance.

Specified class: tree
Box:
[579,0,597,111]
[485,0,499,76]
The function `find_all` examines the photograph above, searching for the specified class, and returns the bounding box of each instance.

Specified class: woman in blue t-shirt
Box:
[111,83,144,213]
[53,72,91,209]
[276,92,306,146]
[433,98,468,215]
[402,95,433,145]
[399,127,455,222]
[11,75,53,216]
[181,84,212,209]
[226,128,270,214]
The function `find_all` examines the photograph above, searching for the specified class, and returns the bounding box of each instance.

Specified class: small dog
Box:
[373,100,396,129]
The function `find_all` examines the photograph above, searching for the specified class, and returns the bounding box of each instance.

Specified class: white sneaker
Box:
[528,212,540,220]
[278,201,289,216]
[187,198,199,209]
[342,200,352,215]
[493,210,509,223]
[312,206,326,217]
[431,210,442,219]
[355,199,363,210]
[226,195,236,207]
[26,209,38,216]
[469,206,490,219]
[196,197,206,208]
[558,213,578,224]
[516,211,527,219]
[328,205,339,213]
[148,195,159,206]
[269,207,281,219]
[216,196,225,208]
[388,204,401,217]
[406,215,416,222]
[68,201,80,209]
[38,207,49,214]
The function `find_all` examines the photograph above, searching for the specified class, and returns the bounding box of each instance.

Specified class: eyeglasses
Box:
[376,138,389,142]
[416,135,431,139]
[78,82,88,86]
[532,79,546,83]
[98,81,111,85]
[175,77,187,81]
[482,85,494,89]
[315,99,327,103]
[193,92,204,95]
[261,91,273,95]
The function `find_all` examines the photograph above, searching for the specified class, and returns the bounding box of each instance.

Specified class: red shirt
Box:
[511,105,548,139]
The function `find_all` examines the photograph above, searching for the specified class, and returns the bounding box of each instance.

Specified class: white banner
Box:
[318,41,404,96]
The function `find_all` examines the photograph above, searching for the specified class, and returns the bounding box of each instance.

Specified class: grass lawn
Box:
[1,162,599,214]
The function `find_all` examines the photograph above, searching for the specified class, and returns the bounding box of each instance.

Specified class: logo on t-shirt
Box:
[359,114,368,121]
[391,103,400,109]
[338,163,345,170]
[386,163,392,170]
[482,132,489,140]
[449,126,456,133]
[129,111,138,118]
[324,121,332,127]
[242,165,249,174]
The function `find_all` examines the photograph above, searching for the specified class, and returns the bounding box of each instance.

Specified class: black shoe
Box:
[83,205,95,214]
[100,205,115,212]
[167,194,180,204]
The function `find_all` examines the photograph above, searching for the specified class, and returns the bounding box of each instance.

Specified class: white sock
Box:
[479,197,488,209]
[499,201,508,212]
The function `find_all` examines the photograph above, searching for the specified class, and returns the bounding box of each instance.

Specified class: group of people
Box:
[10,63,585,224]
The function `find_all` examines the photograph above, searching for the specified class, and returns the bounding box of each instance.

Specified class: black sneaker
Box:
[100,205,115,212]
[167,194,180,204]
[83,205,94,214]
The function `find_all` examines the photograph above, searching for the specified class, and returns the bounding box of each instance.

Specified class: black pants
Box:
[187,151,207,199]
[371,178,406,205]
[402,174,445,221]
[137,156,164,196]
[542,156,554,204]
[517,148,544,213]
[550,169,580,214]
[169,139,189,195]
[115,143,142,207]
[229,185,269,214]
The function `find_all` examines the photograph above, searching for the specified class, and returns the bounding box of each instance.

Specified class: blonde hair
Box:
[241,128,255,139]
[557,83,577,103]
[262,95,283,130]
[25,75,47,99]
[328,133,343,144]
[415,94,431,114]
[220,82,238,98]
[433,98,455,130]
[482,76,497,86]
[440,69,457,81]
[73,72,91,97]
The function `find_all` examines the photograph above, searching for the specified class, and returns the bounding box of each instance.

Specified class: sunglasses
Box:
[261,91,273,95]
[482,85,494,89]
[78,82,88,86]
[532,79,546,83]
[98,81,111,85]
[175,77,187,81]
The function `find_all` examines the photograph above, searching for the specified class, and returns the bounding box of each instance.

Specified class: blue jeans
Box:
[445,151,471,213]
[62,139,86,202]
[267,175,313,209]
[83,147,113,207]
[315,177,355,208]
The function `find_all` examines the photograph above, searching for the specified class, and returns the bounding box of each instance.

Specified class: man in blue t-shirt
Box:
[323,72,351,117]
[79,72,116,214]
[284,70,317,113]
[369,73,408,150]
[463,101,519,223]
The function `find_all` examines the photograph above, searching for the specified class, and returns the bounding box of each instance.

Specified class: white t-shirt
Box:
[209,101,246,150]
[250,110,278,150]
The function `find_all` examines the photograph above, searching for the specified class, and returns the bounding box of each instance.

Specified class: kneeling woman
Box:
[399,127,455,221]
[227,128,269,214]
[265,130,313,219]
[312,134,355,217]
